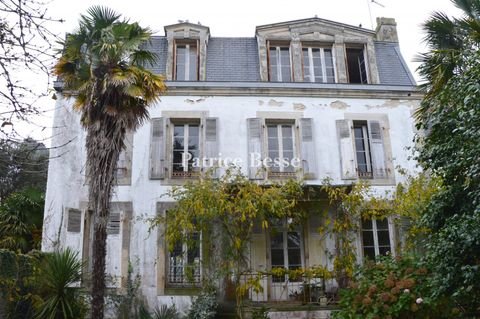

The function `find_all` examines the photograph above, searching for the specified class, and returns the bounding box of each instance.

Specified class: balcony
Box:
[240,272,339,307]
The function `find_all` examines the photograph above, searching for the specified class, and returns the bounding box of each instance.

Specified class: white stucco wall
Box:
[42,91,419,312]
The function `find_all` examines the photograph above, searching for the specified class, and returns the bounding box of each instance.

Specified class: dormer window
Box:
[346,46,368,84]
[174,41,198,81]
[268,43,292,82]
[302,46,335,83]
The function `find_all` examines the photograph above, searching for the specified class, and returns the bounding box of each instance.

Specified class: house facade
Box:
[42,17,420,317]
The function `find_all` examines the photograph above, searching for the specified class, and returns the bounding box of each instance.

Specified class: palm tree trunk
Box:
[87,111,126,319]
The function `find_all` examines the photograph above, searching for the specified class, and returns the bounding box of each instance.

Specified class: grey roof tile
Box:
[143,36,167,75]
[374,41,416,86]
[142,36,415,86]
[206,37,260,81]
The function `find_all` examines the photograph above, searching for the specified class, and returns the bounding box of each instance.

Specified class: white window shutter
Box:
[247,118,265,180]
[368,120,388,179]
[149,118,165,179]
[204,118,219,178]
[336,119,356,179]
[299,118,317,179]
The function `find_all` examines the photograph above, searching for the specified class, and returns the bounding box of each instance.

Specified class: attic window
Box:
[302,46,335,83]
[346,47,368,84]
[174,41,198,81]
[268,43,292,82]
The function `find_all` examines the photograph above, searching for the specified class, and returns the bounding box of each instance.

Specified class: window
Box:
[149,117,217,180]
[174,42,198,81]
[302,46,335,83]
[247,118,316,180]
[346,47,367,84]
[336,119,388,180]
[270,222,303,282]
[268,44,292,82]
[266,123,296,177]
[168,232,201,287]
[172,122,200,178]
[361,218,392,260]
[353,121,373,179]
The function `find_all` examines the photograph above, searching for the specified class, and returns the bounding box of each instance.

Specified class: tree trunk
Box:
[87,112,126,319]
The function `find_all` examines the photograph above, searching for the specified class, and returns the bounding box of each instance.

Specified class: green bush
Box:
[188,290,217,319]
[333,255,456,319]
[0,249,42,319]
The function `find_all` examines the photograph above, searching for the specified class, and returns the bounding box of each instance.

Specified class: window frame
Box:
[167,231,202,288]
[269,219,304,283]
[170,119,202,179]
[353,120,373,179]
[301,44,336,83]
[267,42,293,82]
[265,121,297,178]
[345,45,369,84]
[173,40,199,81]
[360,217,394,261]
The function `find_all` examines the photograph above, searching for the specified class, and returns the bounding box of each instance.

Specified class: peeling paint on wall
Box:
[268,99,284,107]
[330,100,350,109]
[365,100,417,109]
[292,103,306,110]
[184,98,206,104]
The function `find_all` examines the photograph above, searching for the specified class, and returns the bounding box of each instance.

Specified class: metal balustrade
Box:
[240,272,338,305]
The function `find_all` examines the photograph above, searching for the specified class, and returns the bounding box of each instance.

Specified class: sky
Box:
[12,0,462,144]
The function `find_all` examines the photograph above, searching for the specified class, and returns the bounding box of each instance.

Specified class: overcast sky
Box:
[15,0,461,144]
[47,0,460,75]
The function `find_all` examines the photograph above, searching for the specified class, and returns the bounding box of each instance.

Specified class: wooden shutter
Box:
[67,208,82,233]
[204,118,219,178]
[150,118,165,179]
[336,119,356,179]
[116,131,133,185]
[107,212,121,235]
[247,118,265,180]
[299,118,316,179]
[368,120,388,179]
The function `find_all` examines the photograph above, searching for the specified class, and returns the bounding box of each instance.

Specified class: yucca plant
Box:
[152,305,180,319]
[138,304,180,319]
[34,248,87,319]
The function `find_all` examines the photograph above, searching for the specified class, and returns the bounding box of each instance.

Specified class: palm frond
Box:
[81,6,120,31]
[130,50,158,67]
[453,0,480,20]
[423,11,460,50]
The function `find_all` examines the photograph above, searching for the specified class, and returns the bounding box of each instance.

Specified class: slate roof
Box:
[144,37,168,75]
[206,38,260,82]
[144,36,416,86]
[374,41,416,86]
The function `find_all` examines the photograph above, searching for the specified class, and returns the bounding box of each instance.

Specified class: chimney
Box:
[375,17,398,42]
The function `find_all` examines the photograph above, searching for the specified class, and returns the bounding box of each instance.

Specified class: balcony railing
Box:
[240,272,338,306]
[167,262,201,287]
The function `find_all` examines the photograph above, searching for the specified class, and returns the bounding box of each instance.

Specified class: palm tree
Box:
[53,6,166,318]
[417,0,480,104]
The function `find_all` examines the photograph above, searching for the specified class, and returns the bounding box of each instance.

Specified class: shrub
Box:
[0,249,43,319]
[188,290,217,319]
[333,255,456,319]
